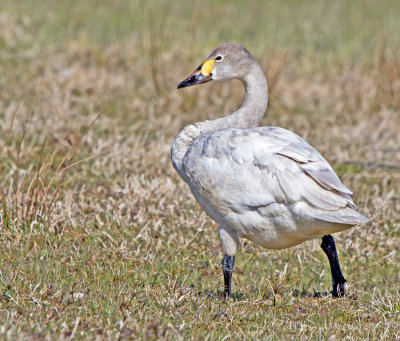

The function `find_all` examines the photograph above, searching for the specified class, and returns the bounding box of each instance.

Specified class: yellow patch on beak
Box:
[199,59,215,76]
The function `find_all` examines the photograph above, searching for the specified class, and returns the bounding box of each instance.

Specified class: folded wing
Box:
[183,127,368,225]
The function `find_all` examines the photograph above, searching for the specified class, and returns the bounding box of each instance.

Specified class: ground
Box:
[0,0,399,339]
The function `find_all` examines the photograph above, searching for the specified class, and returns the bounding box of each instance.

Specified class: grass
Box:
[0,0,400,339]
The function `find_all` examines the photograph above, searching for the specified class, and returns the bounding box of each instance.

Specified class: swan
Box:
[171,43,369,298]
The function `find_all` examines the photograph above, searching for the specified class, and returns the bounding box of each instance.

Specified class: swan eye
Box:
[215,56,223,62]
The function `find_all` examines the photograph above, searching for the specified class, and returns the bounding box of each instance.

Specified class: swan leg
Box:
[219,225,239,298]
[321,235,347,297]
[222,255,235,298]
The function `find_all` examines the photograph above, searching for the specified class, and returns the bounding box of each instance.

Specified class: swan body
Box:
[182,126,367,250]
[172,43,368,298]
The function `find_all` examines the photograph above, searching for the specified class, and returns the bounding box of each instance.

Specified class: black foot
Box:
[321,235,347,298]
[332,282,346,298]
[221,255,235,299]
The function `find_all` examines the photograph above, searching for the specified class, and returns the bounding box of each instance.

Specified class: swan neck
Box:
[239,63,269,124]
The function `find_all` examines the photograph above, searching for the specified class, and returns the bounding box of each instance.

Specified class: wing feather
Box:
[184,126,365,225]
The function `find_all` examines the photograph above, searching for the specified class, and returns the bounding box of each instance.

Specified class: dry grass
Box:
[0,1,400,339]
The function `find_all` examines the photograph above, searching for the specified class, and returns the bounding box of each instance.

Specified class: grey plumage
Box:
[172,43,368,253]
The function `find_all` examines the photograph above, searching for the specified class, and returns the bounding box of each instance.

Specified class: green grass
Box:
[1,0,400,339]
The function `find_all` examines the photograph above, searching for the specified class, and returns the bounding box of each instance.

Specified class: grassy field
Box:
[0,0,399,339]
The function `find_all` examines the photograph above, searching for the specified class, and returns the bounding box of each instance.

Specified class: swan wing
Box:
[183,127,367,225]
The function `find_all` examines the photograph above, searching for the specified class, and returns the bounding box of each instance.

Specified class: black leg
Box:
[221,255,235,299]
[321,235,347,297]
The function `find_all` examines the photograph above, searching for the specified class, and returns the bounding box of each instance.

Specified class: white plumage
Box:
[183,126,367,250]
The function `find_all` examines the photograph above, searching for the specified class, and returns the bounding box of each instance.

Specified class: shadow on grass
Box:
[197,286,351,303]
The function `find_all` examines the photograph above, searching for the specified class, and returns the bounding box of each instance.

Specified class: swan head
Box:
[177,43,255,89]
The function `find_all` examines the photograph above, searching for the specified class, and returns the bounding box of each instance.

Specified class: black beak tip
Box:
[177,78,191,89]
[177,73,211,90]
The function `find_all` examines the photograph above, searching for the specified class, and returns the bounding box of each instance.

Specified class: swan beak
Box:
[177,59,215,89]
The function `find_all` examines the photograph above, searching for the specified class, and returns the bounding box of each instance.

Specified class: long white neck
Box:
[171,63,268,178]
